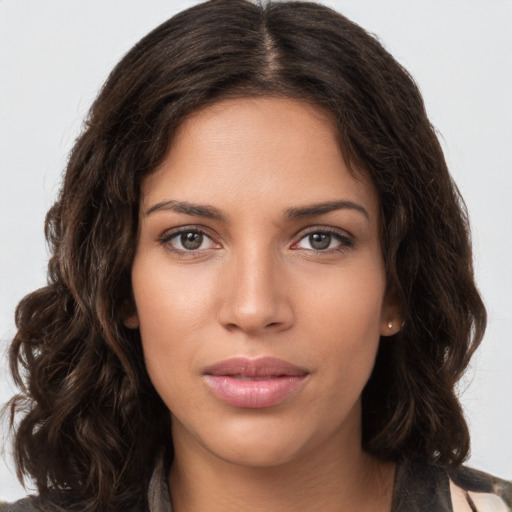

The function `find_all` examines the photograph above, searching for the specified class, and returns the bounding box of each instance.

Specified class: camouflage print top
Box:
[2,456,511,511]
[392,457,511,512]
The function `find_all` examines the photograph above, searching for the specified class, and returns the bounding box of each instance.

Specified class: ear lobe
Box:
[380,318,402,337]
[121,300,139,329]
[380,291,403,337]
[123,313,140,329]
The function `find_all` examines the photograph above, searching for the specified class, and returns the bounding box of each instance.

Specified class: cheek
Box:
[300,261,386,338]
[130,262,213,398]
[133,260,216,337]
[300,263,385,388]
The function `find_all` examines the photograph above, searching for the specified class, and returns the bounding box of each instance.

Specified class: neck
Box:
[168,424,395,512]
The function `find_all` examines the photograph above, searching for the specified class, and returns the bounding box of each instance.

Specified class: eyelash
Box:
[157,226,219,257]
[292,227,354,253]
[157,226,354,255]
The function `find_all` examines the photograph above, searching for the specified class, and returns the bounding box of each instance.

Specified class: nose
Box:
[217,246,294,336]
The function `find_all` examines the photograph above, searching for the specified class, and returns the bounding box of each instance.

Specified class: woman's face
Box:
[127,97,398,468]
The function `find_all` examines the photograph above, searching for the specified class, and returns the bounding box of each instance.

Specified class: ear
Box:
[380,317,403,337]
[379,292,403,337]
[121,300,139,329]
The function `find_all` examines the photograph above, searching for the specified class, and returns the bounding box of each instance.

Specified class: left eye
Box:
[295,231,349,251]
[164,230,217,251]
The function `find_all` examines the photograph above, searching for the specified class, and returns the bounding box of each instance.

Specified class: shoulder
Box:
[0,497,75,512]
[393,456,511,511]
[448,465,512,512]
[0,498,41,512]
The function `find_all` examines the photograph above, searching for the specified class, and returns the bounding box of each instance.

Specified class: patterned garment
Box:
[392,457,512,512]
[2,456,511,511]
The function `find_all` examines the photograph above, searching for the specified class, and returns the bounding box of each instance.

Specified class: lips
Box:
[202,357,309,408]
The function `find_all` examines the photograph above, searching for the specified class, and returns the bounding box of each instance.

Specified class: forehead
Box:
[141,97,378,220]
[175,96,338,144]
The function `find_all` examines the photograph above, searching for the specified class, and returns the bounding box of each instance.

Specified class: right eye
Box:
[160,228,218,252]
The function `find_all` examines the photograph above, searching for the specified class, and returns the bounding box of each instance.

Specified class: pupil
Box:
[310,233,331,250]
[181,231,203,250]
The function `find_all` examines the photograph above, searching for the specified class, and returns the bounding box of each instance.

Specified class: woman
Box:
[2,0,510,510]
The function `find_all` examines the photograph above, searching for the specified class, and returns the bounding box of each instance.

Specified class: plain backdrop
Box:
[1,0,511,502]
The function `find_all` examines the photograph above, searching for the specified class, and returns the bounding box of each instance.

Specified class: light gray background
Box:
[1,0,511,501]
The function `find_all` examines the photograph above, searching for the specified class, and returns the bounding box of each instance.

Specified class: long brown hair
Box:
[7,0,486,509]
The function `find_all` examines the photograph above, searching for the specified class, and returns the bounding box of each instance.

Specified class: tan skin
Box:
[126,97,401,511]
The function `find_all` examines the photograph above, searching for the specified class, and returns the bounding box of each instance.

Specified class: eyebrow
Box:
[144,198,369,221]
[145,200,226,221]
[285,200,369,219]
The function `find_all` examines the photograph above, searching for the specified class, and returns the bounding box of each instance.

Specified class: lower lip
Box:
[204,375,307,408]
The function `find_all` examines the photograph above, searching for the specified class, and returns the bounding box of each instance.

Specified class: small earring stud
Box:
[387,321,393,329]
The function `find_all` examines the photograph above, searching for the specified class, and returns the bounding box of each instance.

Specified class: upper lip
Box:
[203,357,309,378]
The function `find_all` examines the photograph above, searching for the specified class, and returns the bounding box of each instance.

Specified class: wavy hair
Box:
[7,0,486,509]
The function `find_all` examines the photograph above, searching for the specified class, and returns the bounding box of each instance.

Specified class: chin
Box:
[209,435,309,469]
[184,412,331,469]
